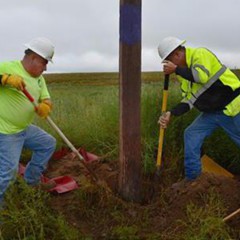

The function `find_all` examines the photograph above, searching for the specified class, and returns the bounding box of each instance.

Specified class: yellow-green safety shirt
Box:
[0,60,50,134]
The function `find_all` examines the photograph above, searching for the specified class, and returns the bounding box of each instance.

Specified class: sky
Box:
[0,0,240,73]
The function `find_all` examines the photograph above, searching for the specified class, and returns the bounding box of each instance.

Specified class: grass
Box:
[43,71,164,86]
[110,225,139,240]
[38,72,240,173]
[0,178,81,240]
[175,190,233,240]
[36,84,119,158]
[1,71,240,239]
[1,178,235,239]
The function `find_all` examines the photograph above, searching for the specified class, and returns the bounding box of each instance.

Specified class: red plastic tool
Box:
[18,163,78,193]
[52,147,99,163]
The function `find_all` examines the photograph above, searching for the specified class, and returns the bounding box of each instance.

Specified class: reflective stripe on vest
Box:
[192,64,210,83]
[182,65,227,108]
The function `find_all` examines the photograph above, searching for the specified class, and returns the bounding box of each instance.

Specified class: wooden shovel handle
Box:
[22,87,99,182]
[223,208,240,222]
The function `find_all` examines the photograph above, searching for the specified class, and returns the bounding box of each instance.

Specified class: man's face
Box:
[166,49,185,67]
[29,54,48,77]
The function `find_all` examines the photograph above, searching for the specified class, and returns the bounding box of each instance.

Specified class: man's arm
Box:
[175,67,194,82]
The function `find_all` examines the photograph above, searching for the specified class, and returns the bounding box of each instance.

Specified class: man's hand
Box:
[1,74,26,90]
[158,111,171,128]
[162,60,177,75]
[36,99,52,118]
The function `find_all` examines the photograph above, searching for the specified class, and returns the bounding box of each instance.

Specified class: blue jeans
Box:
[0,124,56,203]
[184,112,240,180]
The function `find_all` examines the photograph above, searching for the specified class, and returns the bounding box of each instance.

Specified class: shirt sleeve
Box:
[190,48,213,84]
[170,102,190,116]
[175,66,194,82]
[39,76,50,100]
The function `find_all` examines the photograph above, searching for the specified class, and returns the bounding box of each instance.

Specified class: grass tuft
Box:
[0,177,81,240]
[175,189,233,240]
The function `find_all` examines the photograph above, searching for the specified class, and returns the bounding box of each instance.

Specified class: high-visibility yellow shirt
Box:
[0,60,50,134]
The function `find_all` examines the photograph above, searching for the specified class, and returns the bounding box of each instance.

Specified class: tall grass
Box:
[31,73,240,174]
[35,84,119,158]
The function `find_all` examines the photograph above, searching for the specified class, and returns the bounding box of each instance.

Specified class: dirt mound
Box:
[47,150,119,192]
[156,173,240,229]
[45,151,240,238]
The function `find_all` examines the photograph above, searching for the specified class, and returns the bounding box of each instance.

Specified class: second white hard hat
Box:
[158,37,186,62]
[24,37,55,62]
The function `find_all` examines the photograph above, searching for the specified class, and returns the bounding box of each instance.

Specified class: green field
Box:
[39,71,240,174]
[1,71,240,239]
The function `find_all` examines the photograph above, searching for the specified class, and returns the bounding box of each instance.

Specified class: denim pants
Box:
[0,124,56,203]
[184,112,240,180]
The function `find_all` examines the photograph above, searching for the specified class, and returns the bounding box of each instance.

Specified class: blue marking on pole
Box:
[120,4,141,45]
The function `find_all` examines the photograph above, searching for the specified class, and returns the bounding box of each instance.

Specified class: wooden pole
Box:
[119,0,142,202]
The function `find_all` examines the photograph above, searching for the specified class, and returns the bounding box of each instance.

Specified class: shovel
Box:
[18,163,79,193]
[223,208,240,222]
[22,88,99,182]
[154,75,234,178]
[156,74,169,175]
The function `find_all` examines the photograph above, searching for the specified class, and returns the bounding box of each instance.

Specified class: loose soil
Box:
[46,150,240,239]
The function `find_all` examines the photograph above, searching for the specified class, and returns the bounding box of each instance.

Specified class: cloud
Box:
[0,0,240,73]
[53,51,118,73]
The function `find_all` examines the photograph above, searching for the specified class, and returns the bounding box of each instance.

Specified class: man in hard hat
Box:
[0,37,56,205]
[158,36,240,183]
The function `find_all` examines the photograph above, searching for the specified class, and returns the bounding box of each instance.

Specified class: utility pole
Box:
[119,0,142,202]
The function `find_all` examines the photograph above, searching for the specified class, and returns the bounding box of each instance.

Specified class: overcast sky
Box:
[0,0,240,73]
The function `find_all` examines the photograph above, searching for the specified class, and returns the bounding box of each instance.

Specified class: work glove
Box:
[36,99,52,118]
[1,74,26,90]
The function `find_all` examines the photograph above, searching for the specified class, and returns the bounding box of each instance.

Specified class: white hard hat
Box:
[158,37,186,62]
[24,37,55,62]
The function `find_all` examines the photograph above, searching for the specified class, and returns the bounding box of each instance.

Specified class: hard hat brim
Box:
[24,41,54,63]
[161,39,186,63]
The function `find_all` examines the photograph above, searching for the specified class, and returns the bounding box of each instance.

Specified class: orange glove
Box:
[36,99,52,118]
[1,74,26,90]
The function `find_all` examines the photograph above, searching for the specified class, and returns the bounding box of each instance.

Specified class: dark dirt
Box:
[45,149,240,239]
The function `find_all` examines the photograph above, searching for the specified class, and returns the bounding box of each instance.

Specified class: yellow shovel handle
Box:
[156,75,169,168]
